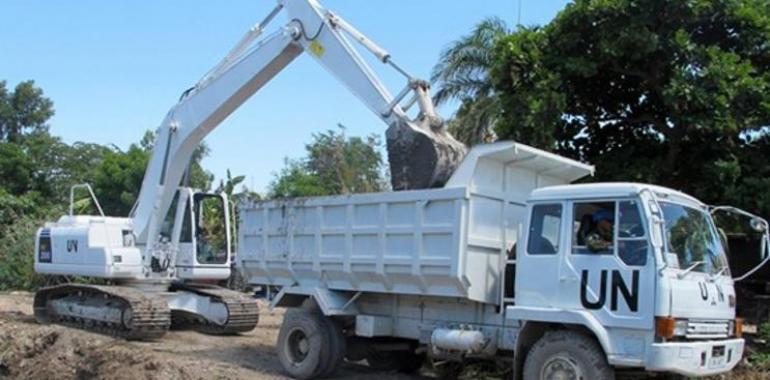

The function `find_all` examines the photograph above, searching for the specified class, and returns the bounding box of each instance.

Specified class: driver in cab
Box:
[586,210,613,252]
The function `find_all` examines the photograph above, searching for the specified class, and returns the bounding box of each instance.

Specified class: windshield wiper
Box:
[708,267,728,282]
[677,261,705,279]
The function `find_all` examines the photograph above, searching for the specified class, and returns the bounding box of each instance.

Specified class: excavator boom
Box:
[130,0,466,249]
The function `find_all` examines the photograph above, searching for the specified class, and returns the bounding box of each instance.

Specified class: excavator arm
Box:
[131,0,466,250]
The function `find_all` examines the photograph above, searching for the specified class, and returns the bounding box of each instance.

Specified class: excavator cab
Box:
[164,188,233,280]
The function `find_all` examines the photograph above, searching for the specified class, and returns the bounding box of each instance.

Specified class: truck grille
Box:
[686,320,729,339]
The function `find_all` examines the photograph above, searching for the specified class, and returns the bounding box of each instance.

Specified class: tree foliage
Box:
[0,80,54,143]
[432,18,510,145]
[491,0,770,216]
[270,127,386,198]
[90,145,151,216]
[0,192,61,291]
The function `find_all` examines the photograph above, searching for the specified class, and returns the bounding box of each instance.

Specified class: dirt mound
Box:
[0,324,197,380]
[0,292,282,380]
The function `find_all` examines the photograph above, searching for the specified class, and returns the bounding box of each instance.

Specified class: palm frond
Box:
[432,17,510,106]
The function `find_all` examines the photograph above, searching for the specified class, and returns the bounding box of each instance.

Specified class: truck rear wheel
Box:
[523,330,614,380]
[277,310,339,379]
[316,316,346,378]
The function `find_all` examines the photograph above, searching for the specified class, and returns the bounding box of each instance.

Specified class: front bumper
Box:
[646,338,744,377]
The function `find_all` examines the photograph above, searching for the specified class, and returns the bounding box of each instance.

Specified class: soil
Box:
[0,291,424,380]
[0,291,767,380]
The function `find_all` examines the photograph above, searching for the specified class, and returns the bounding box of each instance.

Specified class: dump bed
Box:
[238,142,593,304]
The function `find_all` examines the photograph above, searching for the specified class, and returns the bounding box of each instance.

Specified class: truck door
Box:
[563,199,655,330]
[517,203,566,306]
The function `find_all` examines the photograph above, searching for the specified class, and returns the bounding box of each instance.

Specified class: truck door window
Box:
[617,200,648,266]
[573,202,615,254]
[527,204,562,255]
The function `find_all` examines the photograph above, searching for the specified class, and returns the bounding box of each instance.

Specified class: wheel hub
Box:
[542,354,582,380]
[287,328,310,364]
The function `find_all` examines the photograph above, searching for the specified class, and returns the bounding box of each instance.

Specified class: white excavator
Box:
[32,0,466,340]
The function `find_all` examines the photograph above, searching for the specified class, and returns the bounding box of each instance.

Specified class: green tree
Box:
[432,18,510,145]
[270,127,386,198]
[270,159,329,198]
[0,80,54,143]
[0,191,61,290]
[0,142,35,195]
[90,145,150,216]
[492,0,770,216]
[139,130,213,191]
[216,169,246,200]
[22,130,113,202]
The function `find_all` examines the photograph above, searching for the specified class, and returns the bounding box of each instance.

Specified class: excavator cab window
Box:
[159,191,180,241]
[193,193,229,265]
[180,198,192,243]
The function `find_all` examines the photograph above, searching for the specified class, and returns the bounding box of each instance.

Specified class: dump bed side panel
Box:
[238,188,472,299]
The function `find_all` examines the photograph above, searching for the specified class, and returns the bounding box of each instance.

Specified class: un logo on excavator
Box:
[66,239,78,253]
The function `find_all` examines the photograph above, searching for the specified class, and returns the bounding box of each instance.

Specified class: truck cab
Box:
[510,183,744,377]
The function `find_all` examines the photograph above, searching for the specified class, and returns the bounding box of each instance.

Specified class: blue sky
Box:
[0,0,570,193]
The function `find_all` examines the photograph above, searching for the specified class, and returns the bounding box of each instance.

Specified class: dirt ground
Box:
[0,291,427,380]
[0,291,767,380]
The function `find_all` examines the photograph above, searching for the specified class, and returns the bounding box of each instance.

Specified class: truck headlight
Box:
[673,319,688,337]
[656,317,688,338]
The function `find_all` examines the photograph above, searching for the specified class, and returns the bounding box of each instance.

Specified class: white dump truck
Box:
[238,141,748,379]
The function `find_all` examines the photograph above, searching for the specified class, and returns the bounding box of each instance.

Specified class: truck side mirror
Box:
[750,217,767,233]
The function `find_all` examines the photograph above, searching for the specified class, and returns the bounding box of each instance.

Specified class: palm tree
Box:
[431,18,510,146]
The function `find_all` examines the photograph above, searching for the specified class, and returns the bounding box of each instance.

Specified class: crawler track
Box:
[170,283,259,335]
[33,284,171,340]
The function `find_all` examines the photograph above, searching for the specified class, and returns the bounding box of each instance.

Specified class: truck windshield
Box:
[660,202,729,275]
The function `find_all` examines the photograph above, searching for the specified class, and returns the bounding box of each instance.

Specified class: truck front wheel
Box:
[523,330,615,380]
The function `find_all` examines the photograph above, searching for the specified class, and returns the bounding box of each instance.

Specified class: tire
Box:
[316,316,346,378]
[523,330,615,380]
[276,310,332,379]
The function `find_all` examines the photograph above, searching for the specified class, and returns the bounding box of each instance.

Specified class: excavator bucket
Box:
[386,120,467,190]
